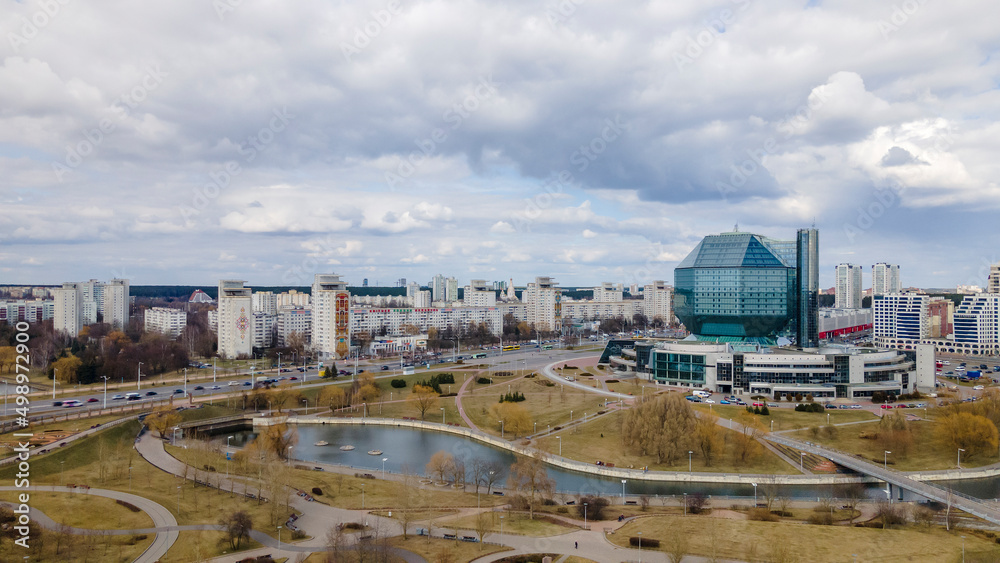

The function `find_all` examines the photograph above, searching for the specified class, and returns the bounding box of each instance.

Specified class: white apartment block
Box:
[252,291,278,315]
[446,278,459,302]
[253,312,276,348]
[278,306,312,347]
[53,278,130,335]
[561,300,642,322]
[873,293,929,344]
[523,277,561,332]
[835,264,863,308]
[496,303,527,323]
[464,280,497,308]
[0,299,54,324]
[217,280,253,359]
[989,263,1000,294]
[871,263,901,296]
[144,307,187,340]
[953,294,1000,351]
[351,306,503,337]
[52,284,81,335]
[410,290,431,308]
[312,274,351,360]
[276,290,311,308]
[593,282,623,302]
[103,279,130,329]
[643,281,674,324]
[431,275,446,302]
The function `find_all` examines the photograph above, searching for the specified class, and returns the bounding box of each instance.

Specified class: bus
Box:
[502,345,521,352]
[471,353,487,359]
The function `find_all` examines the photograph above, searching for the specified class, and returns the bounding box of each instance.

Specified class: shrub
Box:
[807,512,834,525]
[499,391,526,403]
[291,529,307,540]
[606,379,620,384]
[542,498,557,506]
[311,487,323,496]
[577,496,609,520]
[556,506,568,514]
[747,508,779,522]
[760,406,770,416]
[390,379,407,388]
[477,377,492,384]
[341,522,365,530]
[630,537,660,547]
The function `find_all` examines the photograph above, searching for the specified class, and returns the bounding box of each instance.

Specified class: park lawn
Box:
[694,403,879,431]
[0,490,153,529]
[610,514,1000,563]
[533,410,797,474]
[389,535,512,562]
[159,530,263,563]
[789,419,1000,471]
[324,395,468,426]
[461,383,608,438]
[0,524,154,562]
[0,412,134,450]
[372,508,459,521]
[437,510,578,537]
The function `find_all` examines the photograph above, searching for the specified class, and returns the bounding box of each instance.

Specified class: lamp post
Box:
[277,525,282,555]
[361,483,365,511]
[683,492,687,516]
[638,531,642,563]
[101,376,110,409]
[751,482,758,506]
[621,479,626,500]
[557,436,561,456]
[441,407,445,424]
[962,535,966,563]
[688,450,693,473]
[583,502,588,529]
[183,368,188,396]
[137,363,143,390]
[499,515,504,545]
[884,450,891,470]
[382,457,388,479]
[213,357,217,382]
[800,452,805,471]
[227,436,234,481]
[128,466,132,491]
[958,448,965,469]
[176,485,181,516]
[499,419,504,439]
[287,446,293,466]
[52,369,58,399]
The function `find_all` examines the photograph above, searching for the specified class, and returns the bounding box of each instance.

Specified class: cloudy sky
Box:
[1,0,998,290]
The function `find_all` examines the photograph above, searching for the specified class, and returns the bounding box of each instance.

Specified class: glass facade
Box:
[651,352,706,384]
[796,228,819,347]
[674,232,796,337]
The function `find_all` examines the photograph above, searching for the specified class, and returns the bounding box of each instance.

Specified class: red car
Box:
[880,404,893,409]
[87,397,99,403]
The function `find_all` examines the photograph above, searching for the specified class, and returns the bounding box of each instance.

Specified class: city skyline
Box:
[2,2,998,290]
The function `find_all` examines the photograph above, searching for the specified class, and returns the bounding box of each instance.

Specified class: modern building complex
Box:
[143,307,187,340]
[311,274,351,361]
[217,280,253,359]
[673,231,797,339]
[602,339,932,398]
[872,263,902,296]
[874,292,999,356]
[835,264,863,309]
[523,277,561,332]
[817,308,872,340]
[952,294,1000,353]
[873,293,929,342]
[52,278,131,335]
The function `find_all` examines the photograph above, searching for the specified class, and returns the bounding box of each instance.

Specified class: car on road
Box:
[87,397,99,403]
[705,399,715,404]
[145,391,157,396]
[974,385,985,390]
[720,399,731,404]
[52,401,63,406]
[210,385,221,390]
[62,399,82,408]
[194,385,204,390]
[228,381,240,386]
[174,388,184,394]
[111,394,125,400]
[381,366,390,371]
[243,381,252,386]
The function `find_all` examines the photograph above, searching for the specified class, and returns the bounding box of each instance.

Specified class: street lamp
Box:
[583,502,588,529]
[638,531,642,563]
[499,419,504,439]
[800,452,805,471]
[683,492,687,516]
[227,436,234,481]
[441,407,445,424]
[101,376,110,409]
[962,535,966,563]
[137,363,143,390]
[287,446,293,466]
[621,479,627,499]
[361,483,365,510]
[884,450,891,470]
[557,436,561,456]
[499,515,504,544]
[176,485,181,516]
[688,450,693,473]
[382,457,388,479]
[751,482,758,506]
[958,448,966,469]
[277,525,282,554]
[52,369,58,399]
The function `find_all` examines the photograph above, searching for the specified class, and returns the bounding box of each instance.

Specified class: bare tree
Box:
[507,456,554,519]
[474,512,492,547]
[665,533,689,563]
[219,510,253,550]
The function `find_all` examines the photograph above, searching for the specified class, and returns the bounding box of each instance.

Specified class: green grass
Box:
[436,510,577,537]
[0,490,154,529]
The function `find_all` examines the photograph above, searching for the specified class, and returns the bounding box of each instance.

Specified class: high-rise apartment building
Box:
[431,275,446,302]
[989,263,1000,294]
[523,277,561,332]
[464,280,496,307]
[144,307,187,340]
[642,281,673,325]
[53,283,83,336]
[278,306,312,347]
[312,274,351,360]
[253,311,275,348]
[796,228,819,348]
[593,283,623,302]
[52,278,130,335]
[835,264,863,309]
[445,277,459,302]
[873,293,929,342]
[103,278,130,329]
[217,280,253,359]
[872,263,901,296]
[252,291,278,315]
[953,294,1000,348]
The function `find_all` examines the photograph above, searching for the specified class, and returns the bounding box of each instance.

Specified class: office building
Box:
[643,281,674,325]
[873,293,929,343]
[835,264,863,309]
[796,228,819,348]
[523,277,561,332]
[817,308,872,339]
[872,263,901,296]
[953,294,1000,352]
[217,280,253,359]
[312,274,351,360]
[144,307,187,340]
[674,231,796,338]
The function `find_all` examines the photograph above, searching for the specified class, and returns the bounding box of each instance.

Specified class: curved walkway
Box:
[0,485,178,563]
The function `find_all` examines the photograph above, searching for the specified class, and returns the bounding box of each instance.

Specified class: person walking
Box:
[574,541,578,549]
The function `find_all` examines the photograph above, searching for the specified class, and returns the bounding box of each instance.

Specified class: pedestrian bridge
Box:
[766,434,1000,526]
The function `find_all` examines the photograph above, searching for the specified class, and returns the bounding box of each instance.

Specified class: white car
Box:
[974,385,985,390]
[942,361,951,365]
[704,399,716,404]
[228,381,240,386]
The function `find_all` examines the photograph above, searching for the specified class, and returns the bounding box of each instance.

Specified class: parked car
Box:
[974,385,985,390]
